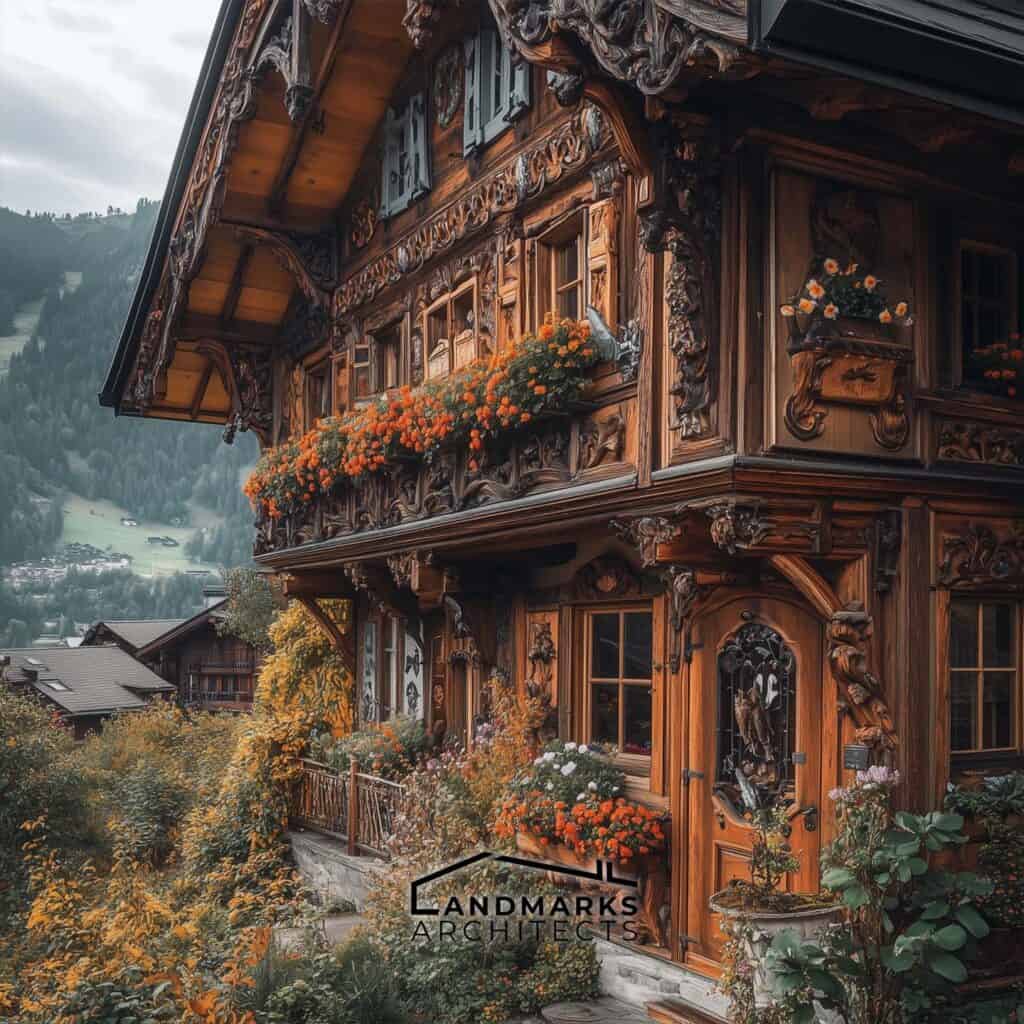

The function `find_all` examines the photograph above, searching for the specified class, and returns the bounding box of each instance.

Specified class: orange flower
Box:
[798,298,816,314]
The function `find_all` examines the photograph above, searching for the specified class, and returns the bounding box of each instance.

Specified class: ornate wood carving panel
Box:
[768,165,918,460]
[934,515,1024,589]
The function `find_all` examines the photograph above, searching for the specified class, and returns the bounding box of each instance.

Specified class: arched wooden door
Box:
[684,594,825,972]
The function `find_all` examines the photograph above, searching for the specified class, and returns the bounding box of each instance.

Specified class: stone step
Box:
[646,998,729,1024]
[541,998,652,1023]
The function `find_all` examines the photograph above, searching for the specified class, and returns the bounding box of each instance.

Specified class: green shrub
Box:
[53,966,179,1022]
[504,739,624,806]
[111,762,190,866]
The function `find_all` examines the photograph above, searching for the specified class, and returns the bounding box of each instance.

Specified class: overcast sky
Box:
[0,0,218,216]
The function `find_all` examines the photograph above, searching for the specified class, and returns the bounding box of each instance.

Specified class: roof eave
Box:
[99,0,246,412]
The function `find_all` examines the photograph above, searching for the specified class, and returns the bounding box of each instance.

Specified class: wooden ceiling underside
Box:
[153,0,412,426]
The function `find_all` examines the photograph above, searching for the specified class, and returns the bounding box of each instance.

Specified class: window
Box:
[305,360,331,429]
[380,93,430,219]
[362,613,403,723]
[537,214,585,324]
[424,281,479,380]
[44,680,69,692]
[586,609,653,759]
[374,324,402,393]
[463,28,530,156]
[379,616,399,718]
[950,599,1018,754]
[353,340,372,400]
[958,240,1019,396]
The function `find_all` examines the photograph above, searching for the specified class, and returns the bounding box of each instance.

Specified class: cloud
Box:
[95,44,195,116]
[0,58,172,214]
[46,3,113,33]
[170,29,210,51]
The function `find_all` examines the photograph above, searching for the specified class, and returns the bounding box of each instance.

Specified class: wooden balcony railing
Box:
[289,757,406,860]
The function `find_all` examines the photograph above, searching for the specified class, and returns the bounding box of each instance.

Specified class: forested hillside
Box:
[0,208,68,335]
[0,203,258,567]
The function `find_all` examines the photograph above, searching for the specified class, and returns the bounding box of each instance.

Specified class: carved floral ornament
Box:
[938,521,1024,588]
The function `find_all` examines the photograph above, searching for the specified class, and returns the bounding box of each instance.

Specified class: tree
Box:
[216,567,279,652]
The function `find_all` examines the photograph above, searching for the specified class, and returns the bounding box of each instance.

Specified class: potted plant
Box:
[965,337,1024,400]
[762,767,993,1024]
[710,770,842,1010]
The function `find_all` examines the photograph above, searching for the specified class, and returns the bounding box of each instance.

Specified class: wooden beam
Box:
[221,245,253,323]
[282,570,354,598]
[294,594,355,676]
[189,360,215,421]
[267,1,351,215]
[179,314,279,346]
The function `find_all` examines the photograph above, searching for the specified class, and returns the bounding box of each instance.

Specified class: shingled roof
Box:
[0,646,176,717]
[81,618,187,652]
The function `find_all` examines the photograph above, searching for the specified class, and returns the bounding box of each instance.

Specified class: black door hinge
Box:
[683,636,704,664]
[682,768,705,787]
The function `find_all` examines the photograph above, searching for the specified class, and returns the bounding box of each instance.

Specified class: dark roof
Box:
[134,599,229,659]
[99,0,243,412]
[1,647,176,717]
[83,618,187,651]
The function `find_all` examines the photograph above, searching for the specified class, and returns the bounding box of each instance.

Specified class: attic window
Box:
[44,681,70,691]
[380,93,430,219]
[463,28,530,157]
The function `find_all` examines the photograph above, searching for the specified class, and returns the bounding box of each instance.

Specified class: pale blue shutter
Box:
[408,92,430,201]
[463,34,482,156]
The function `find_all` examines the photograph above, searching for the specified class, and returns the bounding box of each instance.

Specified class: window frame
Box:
[582,605,655,776]
[948,596,1020,757]
[462,27,530,157]
[953,235,1020,392]
[379,92,430,219]
[422,278,480,381]
[535,211,586,327]
[304,357,333,430]
[360,610,407,724]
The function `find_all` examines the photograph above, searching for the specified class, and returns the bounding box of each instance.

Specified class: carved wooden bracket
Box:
[403,0,460,49]
[663,565,698,673]
[294,594,355,676]
[827,603,897,760]
[256,7,315,121]
[610,514,685,569]
[232,224,336,309]
[487,0,748,95]
[705,501,773,555]
[769,554,897,763]
[196,340,274,446]
[873,509,901,594]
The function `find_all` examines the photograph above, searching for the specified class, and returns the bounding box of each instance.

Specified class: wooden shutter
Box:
[587,199,619,326]
[508,54,530,121]
[407,92,431,201]
[463,34,482,155]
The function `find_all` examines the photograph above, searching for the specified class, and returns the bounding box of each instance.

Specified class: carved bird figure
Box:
[748,687,775,763]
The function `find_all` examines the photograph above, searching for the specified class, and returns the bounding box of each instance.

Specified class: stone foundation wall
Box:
[288,829,386,911]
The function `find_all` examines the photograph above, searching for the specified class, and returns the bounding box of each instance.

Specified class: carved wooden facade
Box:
[102,0,1024,981]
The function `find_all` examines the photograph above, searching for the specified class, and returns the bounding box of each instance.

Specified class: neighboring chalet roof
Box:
[100,0,1024,429]
[133,600,230,661]
[82,618,187,653]
[81,600,230,659]
[1,647,176,718]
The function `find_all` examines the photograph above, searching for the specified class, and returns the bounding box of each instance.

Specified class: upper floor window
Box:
[424,280,480,381]
[380,93,430,219]
[957,239,1020,398]
[536,212,585,323]
[949,598,1018,755]
[463,28,530,157]
[305,359,331,430]
[347,320,405,405]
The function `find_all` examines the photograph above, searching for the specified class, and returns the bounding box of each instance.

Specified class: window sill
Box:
[623,775,669,812]
[951,749,1024,779]
[917,388,1024,425]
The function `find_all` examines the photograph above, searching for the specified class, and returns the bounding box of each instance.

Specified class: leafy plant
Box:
[764,767,993,1024]
[947,772,1024,930]
[311,715,431,779]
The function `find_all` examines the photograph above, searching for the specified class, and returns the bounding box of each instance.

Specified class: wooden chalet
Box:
[0,647,177,739]
[101,0,1024,980]
[82,602,260,711]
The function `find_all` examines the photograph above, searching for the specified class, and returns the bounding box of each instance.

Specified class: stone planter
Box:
[710,892,843,1009]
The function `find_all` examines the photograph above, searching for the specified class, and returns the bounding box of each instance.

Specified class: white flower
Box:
[587,781,598,792]
[546,782,554,791]
[576,792,587,802]
[564,742,578,752]
[560,761,577,776]
[533,756,544,766]
[542,751,556,762]
[612,786,620,793]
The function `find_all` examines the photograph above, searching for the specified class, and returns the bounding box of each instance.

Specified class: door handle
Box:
[799,804,818,832]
